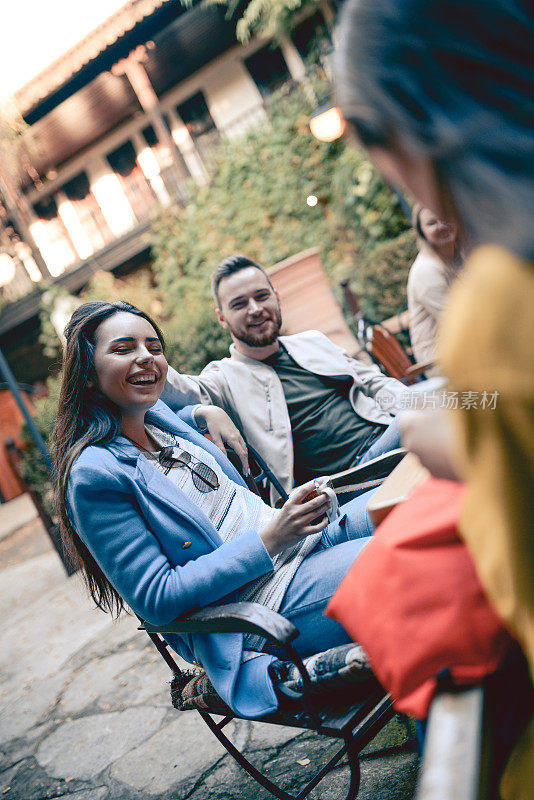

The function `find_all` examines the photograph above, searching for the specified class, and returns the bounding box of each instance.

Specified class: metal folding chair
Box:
[137,446,414,799]
[141,602,405,800]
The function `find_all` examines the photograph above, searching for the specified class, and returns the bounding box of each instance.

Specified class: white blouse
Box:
[143,424,322,653]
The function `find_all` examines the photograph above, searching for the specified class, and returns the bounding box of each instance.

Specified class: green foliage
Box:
[329,154,409,252]
[80,269,164,318]
[31,81,410,381]
[357,229,418,322]
[38,284,77,358]
[199,0,322,43]
[23,81,413,505]
[18,376,61,518]
[150,83,409,366]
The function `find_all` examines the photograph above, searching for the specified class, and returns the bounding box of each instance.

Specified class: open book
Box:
[325,448,408,494]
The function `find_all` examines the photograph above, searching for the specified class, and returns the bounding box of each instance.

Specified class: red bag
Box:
[326,477,514,718]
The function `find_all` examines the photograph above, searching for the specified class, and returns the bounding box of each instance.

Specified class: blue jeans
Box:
[335,418,401,505]
[263,489,375,659]
[357,417,401,465]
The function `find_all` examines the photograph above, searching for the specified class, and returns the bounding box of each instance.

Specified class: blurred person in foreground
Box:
[408,205,462,376]
[335,0,534,795]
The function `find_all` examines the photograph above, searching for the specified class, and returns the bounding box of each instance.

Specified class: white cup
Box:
[314,477,340,524]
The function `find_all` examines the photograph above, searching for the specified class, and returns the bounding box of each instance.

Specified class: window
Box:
[290,11,330,62]
[176,92,217,139]
[106,140,157,222]
[244,45,291,97]
[141,124,159,148]
[33,195,59,222]
[139,120,190,199]
[61,171,113,250]
[32,195,76,272]
[176,91,220,169]
[140,116,172,148]
[106,141,139,178]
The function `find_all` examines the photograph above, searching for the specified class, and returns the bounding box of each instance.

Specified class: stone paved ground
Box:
[0,513,419,800]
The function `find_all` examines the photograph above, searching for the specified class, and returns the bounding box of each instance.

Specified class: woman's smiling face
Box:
[92,311,168,418]
[419,208,457,249]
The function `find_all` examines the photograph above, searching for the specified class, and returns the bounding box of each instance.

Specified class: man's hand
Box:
[398,408,461,481]
[259,481,331,557]
[193,405,250,476]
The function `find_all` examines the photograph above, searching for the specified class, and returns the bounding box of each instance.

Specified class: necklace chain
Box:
[122,431,160,455]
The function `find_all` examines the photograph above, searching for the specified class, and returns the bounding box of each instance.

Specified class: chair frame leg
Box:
[200,709,361,800]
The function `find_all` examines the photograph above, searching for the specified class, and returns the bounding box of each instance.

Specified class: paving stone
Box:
[188,749,341,800]
[0,494,37,541]
[262,734,341,795]
[0,763,20,795]
[357,751,418,800]
[0,670,68,744]
[1,576,111,687]
[0,519,52,570]
[0,551,63,622]
[36,706,166,780]
[0,738,35,771]
[0,757,78,800]
[245,737,418,800]
[110,712,227,794]
[97,655,171,710]
[189,731,337,800]
[62,787,108,800]
[1,520,421,800]
[67,615,146,670]
[196,760,264,800]
[238,718,305,751]
[21,719,55,744]
[60,651,142,714]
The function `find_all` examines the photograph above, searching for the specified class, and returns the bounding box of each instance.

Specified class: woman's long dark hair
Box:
[53,300,166,616]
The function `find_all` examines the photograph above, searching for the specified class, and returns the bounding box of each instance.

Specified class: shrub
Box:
[23,81,414,504]
[18,376,61,518]
[356,229,418,322]
[150,82,409,365]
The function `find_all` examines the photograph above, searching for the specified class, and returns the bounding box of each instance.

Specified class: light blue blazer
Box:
[66,400,280,717]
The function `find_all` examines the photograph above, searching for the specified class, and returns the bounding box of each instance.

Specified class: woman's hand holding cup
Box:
[259,479,334,557]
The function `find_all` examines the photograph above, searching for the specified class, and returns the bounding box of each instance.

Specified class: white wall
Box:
[198,57,266,131]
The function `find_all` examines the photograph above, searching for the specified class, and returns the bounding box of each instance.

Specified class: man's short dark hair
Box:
[211,254,273,305]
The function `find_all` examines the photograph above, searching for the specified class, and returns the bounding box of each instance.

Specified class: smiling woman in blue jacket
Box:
[54,300,374,717]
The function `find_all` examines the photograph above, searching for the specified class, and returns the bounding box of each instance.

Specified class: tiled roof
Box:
[14,0,169,114]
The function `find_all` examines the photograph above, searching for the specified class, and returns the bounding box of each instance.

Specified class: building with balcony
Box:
[0,0,334,384]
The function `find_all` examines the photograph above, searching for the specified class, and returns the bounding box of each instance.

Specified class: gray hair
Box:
[335,0,534,258]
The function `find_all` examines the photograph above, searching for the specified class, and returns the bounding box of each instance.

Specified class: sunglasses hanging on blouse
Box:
[157,446,220,492]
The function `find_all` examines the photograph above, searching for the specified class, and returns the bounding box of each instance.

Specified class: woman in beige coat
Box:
[407,205,461,375]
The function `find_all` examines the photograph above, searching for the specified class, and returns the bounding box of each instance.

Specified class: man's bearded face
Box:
[217,268,282,348]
